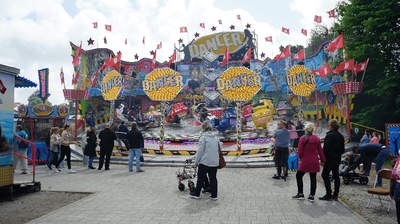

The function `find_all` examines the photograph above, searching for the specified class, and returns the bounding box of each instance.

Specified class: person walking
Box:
[126,122,145,172]
[13,125,29,174]
[272,120,290,181]
[84,127,97,169]
[320,119,344,201]
[352,143,389,187]
[117,121,129,151]
[45,129,53,170]
[55,124,77,173]
[293,123,326,202]
[81,128,88,167]
[49,127,61,172]
[98,123,116,170]
[188,122,220,200]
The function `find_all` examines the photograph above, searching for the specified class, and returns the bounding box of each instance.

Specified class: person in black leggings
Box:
[55,124,76,173]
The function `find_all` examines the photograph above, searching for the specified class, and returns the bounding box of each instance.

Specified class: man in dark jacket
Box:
[320,119,345,201]
[98,123,117,170]
[117,121,129,151]
[126,122,144,172]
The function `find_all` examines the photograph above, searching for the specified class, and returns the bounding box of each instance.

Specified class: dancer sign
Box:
[101,71,123,100]
[286,65,316,96]
[142,68,184,101]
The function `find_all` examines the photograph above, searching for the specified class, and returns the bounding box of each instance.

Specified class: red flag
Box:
[337,59,354,72]
[151,50,157,69]
[265,36,272,42]
[282,27,290,35]
[72,42,82,67]
[325,34,344,52]
[218,19,222,25]
[157,41,162,50]
[241,48,252,63]
[222,47,231,66]
[180,27,188,33]
[93,22,98,29]
[291,49,305,61]
[237,15,241,20]
[60,67,65,85]
[91,69,99,87]
[142,36,145,44]
[355,59,369,72]
[168,50,176,67]
[100,55,112,71]
[327,9,335,18]
[109,52,122,69]
[314,15,322,23]
[200,23,205,28]
[301,29,307,36]
[72,72,76,85]
[314,63,331,78]
[105,24,112,32]
[125,39,127,45]
[275,45,290,61]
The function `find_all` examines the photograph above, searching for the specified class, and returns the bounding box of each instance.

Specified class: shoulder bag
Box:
[218,143,226,169]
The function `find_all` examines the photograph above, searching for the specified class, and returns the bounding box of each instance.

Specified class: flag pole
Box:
[361,58,369,82]
[96,20,99,48]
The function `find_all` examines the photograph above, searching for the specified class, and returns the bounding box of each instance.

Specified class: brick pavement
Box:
[13,163,367,224]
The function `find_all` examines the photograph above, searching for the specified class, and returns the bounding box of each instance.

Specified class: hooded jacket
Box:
[193,131,220,167]
[14,130,29,151]
[323,129,345,161]
[297,134,326,173]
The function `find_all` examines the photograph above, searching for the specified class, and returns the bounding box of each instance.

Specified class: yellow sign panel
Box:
[101,71,122,100]
[286,65,316,96]
[32,104,53,116]
[58,105,69,117]
[142,68,183,101]
[189,32,246,59]
[216,67,261,101]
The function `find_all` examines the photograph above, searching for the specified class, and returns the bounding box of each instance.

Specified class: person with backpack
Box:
[13,125,29,174]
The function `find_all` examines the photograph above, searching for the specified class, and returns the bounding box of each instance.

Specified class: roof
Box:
[0,64,37,88]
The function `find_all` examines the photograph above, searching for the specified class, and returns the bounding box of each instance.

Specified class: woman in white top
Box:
[49,127,61,172]
[55,124,76,173]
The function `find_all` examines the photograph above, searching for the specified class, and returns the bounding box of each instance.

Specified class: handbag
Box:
[140,155,144,162]
[218,143,226,169]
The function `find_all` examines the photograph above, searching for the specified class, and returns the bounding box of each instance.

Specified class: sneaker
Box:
[272,174,281,180]
[68,169,76,174]
[319,195,332,201]
[97,168,102,170]
[21,171,28,174]
[54,168,60,173]
[88,167,96,170]
[105,168,110,171]
[292,193,305,200]
[47,164,52,170]
[332,195,338,201]
[281,176,287,181]
[190,192,199,199]
[129,170,133,172]
[308,195,314,202]
[137,169,145,172]
[210,196,218,201]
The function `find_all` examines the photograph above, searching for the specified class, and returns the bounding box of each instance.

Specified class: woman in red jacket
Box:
[293,123,326,202]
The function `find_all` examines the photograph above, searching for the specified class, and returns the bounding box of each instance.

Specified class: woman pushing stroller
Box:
[187,121,220,200]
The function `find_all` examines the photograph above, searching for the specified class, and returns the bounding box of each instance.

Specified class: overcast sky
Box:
[0,0,340,106]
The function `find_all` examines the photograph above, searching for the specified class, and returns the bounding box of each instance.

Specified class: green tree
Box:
[335,0,400,130]
[28,90,51,105]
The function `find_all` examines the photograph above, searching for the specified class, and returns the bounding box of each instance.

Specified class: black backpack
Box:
[18,134,29,149]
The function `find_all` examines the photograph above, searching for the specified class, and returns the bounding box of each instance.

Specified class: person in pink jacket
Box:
[370,132,380,143]
[293,123,326,202]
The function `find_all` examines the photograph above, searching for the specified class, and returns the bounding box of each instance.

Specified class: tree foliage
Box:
[28,90,51,106]
[334,0,400,130]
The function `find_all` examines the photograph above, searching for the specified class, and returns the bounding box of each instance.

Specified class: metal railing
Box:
[13,134,36,182]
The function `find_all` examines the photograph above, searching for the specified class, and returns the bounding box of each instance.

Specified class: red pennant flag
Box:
[72,72,76,85]
[180,27,188,33]
[142,36,145,44]
[93,22,98,29]
[218,19,222,25]
[200,23,205,28]
[301,29,307,36]
[291,49,305,61]
[60,67,65,85]
[337,59,354,72]
[109,52,122,69]
[314,15,322,23]
[168,50,177,67]
[0,80,6,94]
[355,59,369,72]
[72,42,82,67]
[241,48,252,63]
[151,50,157,69]
[316,63,332,78]
[275,45,290,61]
[91,69,99,88]
[325,34,344,52]
[237,15,241,20]
[282,27,290,35]
[125,39,127,45]
[265,36,272,42]
[105,24,112,32]
[222,47,231,66]
[327,9,335,18]
[100,55,112,71]
[157,41,162,50]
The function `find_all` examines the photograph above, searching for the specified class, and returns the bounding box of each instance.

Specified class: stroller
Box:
[338,152,369,185]
[176,160,197,192]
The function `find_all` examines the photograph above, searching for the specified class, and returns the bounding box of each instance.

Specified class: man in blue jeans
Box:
[353,143,389,186]
[126,122,145,172]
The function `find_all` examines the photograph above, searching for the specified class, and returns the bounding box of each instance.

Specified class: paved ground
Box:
[14,164,367,224]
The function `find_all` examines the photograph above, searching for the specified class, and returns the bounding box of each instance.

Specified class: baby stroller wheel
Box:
[188,181,195,193]
[178,183,185,191]
[360,177,368,185]
[343,177,350,185]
